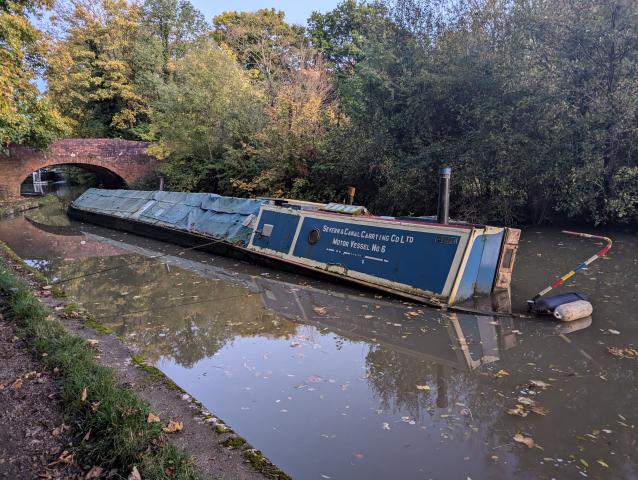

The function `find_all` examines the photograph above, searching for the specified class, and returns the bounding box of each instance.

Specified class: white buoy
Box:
[553,300,593,322]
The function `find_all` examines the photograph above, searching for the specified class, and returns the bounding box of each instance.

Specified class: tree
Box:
[47,0,149,139]
[228,53,343,198]
[140,0,208,81]
[150,40,265,192]
[213,9,306,104]
[0,0,67,148]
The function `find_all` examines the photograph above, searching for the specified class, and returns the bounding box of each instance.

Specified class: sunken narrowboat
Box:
[69,168,520,306]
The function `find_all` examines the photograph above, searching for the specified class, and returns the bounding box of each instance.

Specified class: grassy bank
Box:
[0,258,201,479]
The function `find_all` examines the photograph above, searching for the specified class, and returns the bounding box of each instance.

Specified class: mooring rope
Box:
[531,230,613,302]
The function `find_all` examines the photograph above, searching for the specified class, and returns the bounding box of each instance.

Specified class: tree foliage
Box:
[150,40,265,193]
[15,0,638,225]
[0,0,67,148]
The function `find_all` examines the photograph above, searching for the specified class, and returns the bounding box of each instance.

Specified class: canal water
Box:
[1,203,636,480]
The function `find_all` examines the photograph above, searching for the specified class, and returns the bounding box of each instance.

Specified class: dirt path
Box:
[0,311,83,479]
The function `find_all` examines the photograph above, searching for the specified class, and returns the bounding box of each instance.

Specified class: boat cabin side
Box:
[247,203,520,305]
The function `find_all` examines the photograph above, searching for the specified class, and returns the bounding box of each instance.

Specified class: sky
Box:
[190,0,341,25]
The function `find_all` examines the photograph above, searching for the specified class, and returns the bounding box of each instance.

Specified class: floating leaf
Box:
[507,405,528,417]
[607,346,638,358]
[529,380,551,389]
[163,420,184,433]
[530,405,549,416]
[513,433,535,448]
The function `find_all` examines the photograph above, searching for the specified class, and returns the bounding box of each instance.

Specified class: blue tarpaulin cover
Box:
[72,189,265,246]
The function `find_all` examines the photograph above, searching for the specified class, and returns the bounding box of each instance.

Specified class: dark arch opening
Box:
[20,163,126,198]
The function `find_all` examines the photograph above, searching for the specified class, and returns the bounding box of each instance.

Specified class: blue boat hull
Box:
[70,189,520,306]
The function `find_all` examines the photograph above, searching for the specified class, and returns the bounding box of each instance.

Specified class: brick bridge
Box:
[0,139,158,200]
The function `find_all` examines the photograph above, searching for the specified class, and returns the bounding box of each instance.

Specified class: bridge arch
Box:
[0,139,158,200]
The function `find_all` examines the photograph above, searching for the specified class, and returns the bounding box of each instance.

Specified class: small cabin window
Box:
[308,228,320,245]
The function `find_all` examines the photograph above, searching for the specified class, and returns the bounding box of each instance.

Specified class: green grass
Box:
[131,354,186,393]
[221,437,246,449]
[243,450,292,480]
[0,260,201,479]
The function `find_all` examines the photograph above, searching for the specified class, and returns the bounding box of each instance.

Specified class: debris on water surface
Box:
[529,379,551,389]
[513,433,536,448]
[607,346,638,358]
[494,369,509,378]
[530,405,549,416]
[507,405,528,417]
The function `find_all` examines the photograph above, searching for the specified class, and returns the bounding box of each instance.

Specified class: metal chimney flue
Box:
[437,167,451,224]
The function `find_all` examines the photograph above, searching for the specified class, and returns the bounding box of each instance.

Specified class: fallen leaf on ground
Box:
[416,384,430,391]
[85,465,103,479]
[312,306,327,315]
[10,378,23,390]
[52,424,66,436]
[529,380,551,389]
[406,311,419,317]
[128,466,141,480]
[162,420,184,433]
[49,450,73,466]
[597,459,609,468]
[495,369,509,378]
[81,387,87,401]
[43,285,52,290]
[91,401,101,412]
[517,396,536,406]
[513,433,535,448]
[147,412,160,423]
[86,339,99,348]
